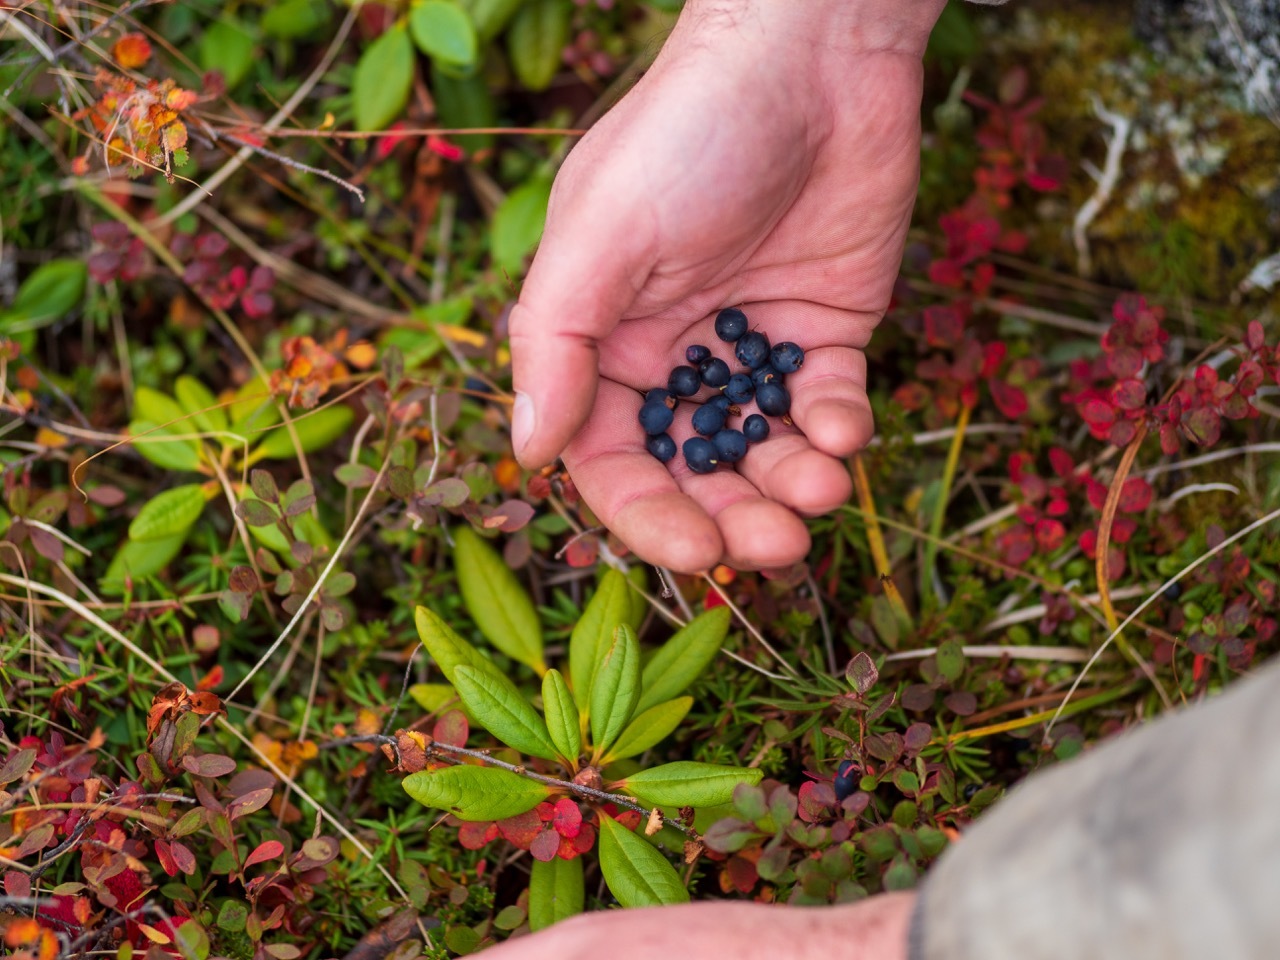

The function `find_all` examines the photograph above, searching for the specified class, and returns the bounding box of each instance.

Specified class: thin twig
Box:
[1073,95,1131,276]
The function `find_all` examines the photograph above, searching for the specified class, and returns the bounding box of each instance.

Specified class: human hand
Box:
[480,893,916,960]
[510,0,946,573]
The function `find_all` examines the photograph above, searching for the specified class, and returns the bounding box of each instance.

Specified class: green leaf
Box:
[528,856,584,931]
[454,525,545,673]
[936,638,965,682]
[461,0,524,41]
[174,921,211,960]
[414,606,502,685]
[0,259,87,334]
[175,376,228,435]
[254,405,355,460]
[430,62,497,154]
[353,23,414,131]
[227,382,281,437]
[620,762,763,809]
[403,764,549,820]
[589,625,640,754]
[635,606,730,715]
[596,814,688,908]
[603,697,692,763]
[129,421,204,472]
[506,0,569,92]
[491,175,551,277]
[540,669,580,763]
[102,532,187,593]
[569,569,631,720]
[410,0,477,67]
[261,0,330,38]
[409,682,460,714]
[625,566,648,631]
[452,665,558,761]
[129,484,209,541]
[198,18,256,92]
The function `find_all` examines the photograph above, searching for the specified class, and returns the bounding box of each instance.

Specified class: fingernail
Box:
[512,391,535,457]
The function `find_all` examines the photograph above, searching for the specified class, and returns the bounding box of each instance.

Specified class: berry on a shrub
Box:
[714,307,748,343]
[668,365,701,397]
[683,437,719,473]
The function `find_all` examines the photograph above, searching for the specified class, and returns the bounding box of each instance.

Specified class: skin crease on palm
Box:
[510,0,948,576]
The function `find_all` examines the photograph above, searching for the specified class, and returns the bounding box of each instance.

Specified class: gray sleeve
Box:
[911,656,1280,960]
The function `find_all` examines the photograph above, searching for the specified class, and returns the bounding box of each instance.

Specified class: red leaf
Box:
[458,821,498,850]
[154,839,179,877]
[797,780,836,823]
[1182,406,1221,446]
[529,828,561,862]
[990,380,1027,419]
[432,710,469,748]
[496,809,542,848]
[245,840,285,868]
[1118,478,1153,513]
[564,536,598,568]
[725,855,759,894]
[971,261,996,297]
[1108,419,1137,446]
[1245,320,1265,352]
[1111,517,1137,543]
[169,840,197,876]
[1034,518,1066,550]
[928,259,966,288]
[1111,378,1146,410]
[1081,398,1115,426]
[1047,447,1074,478]
[182,754,237,779]
[552,798,582,839]
[923,304,964,347]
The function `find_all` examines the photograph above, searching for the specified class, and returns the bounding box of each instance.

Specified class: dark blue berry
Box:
[724,374,754,405]
[712,428,747,463]
[683,437,719,474]
[755,381,790,417]
[714,307,748,342]
[735,330,771,369]
[742,413,770,443]
[646,433,677,463]
[833,759,858,802]
[638,401,674,435]
[750,365,780,388]
[706,394,733,414]
[770,341,805,374]
[691,403,726,437]
[685,344,711,365]
[668,365,701,397]
[699,357,731,388]
[646,387,678,410]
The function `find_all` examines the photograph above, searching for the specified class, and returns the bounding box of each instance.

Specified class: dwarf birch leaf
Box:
[597,815,688,907]
[528,855,584,931]
[635,606,730,715]
[403,765,549,821]
[452,665,558,761]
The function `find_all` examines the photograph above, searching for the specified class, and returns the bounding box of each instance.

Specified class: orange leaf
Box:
[112,33,152,69]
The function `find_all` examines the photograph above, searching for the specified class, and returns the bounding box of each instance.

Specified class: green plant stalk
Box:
[922,401,972,604]
[944,683,1140,744]
[851,453,912,627]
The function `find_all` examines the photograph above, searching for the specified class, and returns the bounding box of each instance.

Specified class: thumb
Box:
[509,175,650,469]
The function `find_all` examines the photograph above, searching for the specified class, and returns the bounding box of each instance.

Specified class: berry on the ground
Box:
[683,437,719,473]
[713,428,747,463]
[646,433,677,463]
[735,330,771,369]
[756,381,791,417]
[685,344,711,365]
[724,373,754,405]
[691,403,727,436]
[742,413,770,443]
[770,341,805,374]
[699,357,731,388]
[714,307,748,342]
[668,365,701,397]
[638,401,674,435]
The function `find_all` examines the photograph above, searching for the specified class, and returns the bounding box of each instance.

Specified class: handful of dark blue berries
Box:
[637,307,805,474]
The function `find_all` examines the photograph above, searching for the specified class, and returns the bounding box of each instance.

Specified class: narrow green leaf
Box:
[414,606,500,685]
[128,484,209,541]
[128,421,203,473]
[589,625,640,754]
[568,569,630,718]
[261,0,330,38]
[603,697,692,763]
[620,762,763,809]
[403,765,549,821]
[491,175,551,277]
[410,0,477,67]
[454,525,545,673]
[101,533,187,593]
[254,406,355,460]
[625,565,648,632]
[635,606,730,715]
[540,669,580,763]
[461,0,524,41]
[452,665,558,761]
[0,259,87,334]
[353,23,414,131]
[596,815,688,908]
[506,0,569,92]
[409,682,460,714]
[430,62,496,154]
[528,856,584,931]
[175,376,228,435]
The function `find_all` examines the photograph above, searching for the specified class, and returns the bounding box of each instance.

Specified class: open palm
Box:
[511,3,936,572]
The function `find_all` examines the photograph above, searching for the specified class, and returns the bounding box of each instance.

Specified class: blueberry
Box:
[712,428,747,463]
[699,357,731,388]
[646,433,677,463]
[646,387,678,410]
[668,365,701,397]
[735,330,771,370]
[750,365,780,388]
[706,393,733,414]
[685,344,712,365]
[724,373,754,405]
[638,401,674,435]
[770,341,805,374]
[691,403,726,436]
[714,307,748,342]
[742,413,770,443]
[833,759,858,803]
[683,437,719,474]
[755,381,791,417]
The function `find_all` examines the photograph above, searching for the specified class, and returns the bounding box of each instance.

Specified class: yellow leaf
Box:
[34,427,68,449]
[436,324,486,348]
